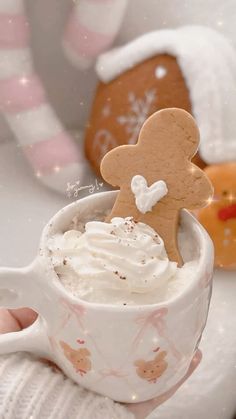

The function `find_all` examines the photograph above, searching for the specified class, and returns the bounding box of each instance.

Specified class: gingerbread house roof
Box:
[96,26,236,164]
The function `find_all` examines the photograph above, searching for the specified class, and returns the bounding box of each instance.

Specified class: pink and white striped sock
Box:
[0,0,86,194]
[63,0,128,69]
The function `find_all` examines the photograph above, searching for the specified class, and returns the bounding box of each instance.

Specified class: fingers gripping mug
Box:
[0,191,214,403]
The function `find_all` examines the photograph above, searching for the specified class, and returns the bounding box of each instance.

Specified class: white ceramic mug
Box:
[0,191,214,403]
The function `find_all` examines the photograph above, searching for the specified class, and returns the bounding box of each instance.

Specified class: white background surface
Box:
[0,1,236,418]
[0,0,236,142]
[0,142,236,419]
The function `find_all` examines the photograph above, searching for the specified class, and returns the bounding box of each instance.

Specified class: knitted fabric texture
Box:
[0,354,135,419]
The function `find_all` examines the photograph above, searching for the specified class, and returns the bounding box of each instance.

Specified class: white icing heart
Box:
[131,175,168,214]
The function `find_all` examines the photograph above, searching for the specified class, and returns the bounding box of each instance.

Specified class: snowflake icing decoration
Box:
[117,89,157,144]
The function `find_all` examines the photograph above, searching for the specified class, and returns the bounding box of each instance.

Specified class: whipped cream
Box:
[49,217,196,305]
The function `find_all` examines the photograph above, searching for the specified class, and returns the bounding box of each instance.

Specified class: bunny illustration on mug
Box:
[60,341,91,376]
[134,350,168,384]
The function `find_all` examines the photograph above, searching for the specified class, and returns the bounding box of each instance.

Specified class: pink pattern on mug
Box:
[134,308,182,361]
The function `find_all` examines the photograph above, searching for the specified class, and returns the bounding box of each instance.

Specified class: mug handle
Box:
[0,257,54,359]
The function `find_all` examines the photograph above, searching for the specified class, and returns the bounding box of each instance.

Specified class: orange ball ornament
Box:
[198,163,236,269]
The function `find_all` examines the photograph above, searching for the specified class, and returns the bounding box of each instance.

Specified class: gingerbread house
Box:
[85,26,236,174]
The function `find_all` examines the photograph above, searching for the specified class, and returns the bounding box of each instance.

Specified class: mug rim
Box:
[39,191,214,311]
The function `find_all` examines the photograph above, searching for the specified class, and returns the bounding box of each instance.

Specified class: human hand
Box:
[0,309,201,419]
[0,308,37,334]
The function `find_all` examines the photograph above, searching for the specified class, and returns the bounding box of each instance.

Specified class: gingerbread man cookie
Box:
[198,163,236,269]
[101,108,213,265]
